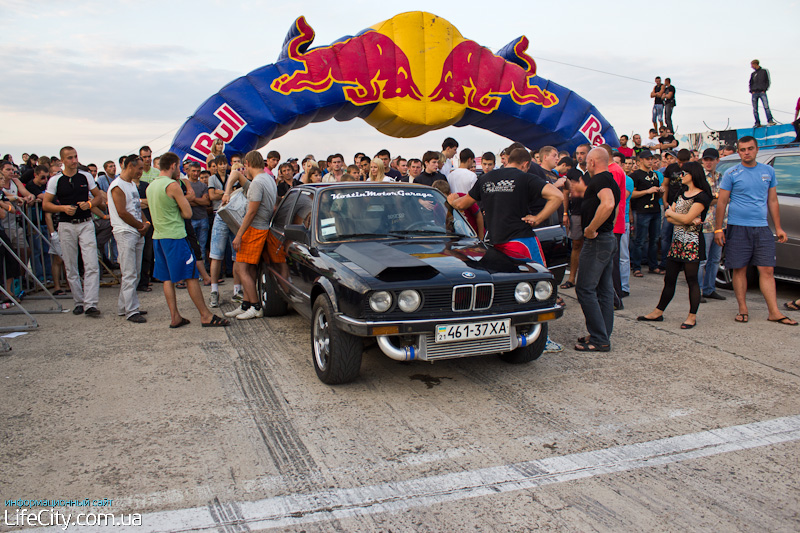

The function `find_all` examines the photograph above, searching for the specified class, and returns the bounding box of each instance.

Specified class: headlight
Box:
[535,281,553,301]
[369,291,392,312]
[514,282,533,303]
[397,290,421,312]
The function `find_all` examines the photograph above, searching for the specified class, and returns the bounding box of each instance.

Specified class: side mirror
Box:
[284,224,311,246]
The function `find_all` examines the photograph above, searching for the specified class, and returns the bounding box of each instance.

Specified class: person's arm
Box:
[11,178,35,205]
[221,170,248,205]
[166,181,193,219]
[661,177,670,206]
[583,188,615,239]
[631,184,659,199]
[664,139,678,149]
[232,200,261,251]
[91,206,109,219]
[522,183,563,227]
[665,201,705,225]
[448,193,476,211]
[182,179,196,203]
[561,180,570,226]
[192,190,210,207]
[42,192,78,217]
[110,186,149,233]
[714,189,730,246]
[767,186,787,243]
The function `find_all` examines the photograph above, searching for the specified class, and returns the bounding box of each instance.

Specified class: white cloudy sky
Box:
[1,0,797,166]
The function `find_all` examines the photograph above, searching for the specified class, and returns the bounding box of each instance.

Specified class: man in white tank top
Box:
[108,155,151,323]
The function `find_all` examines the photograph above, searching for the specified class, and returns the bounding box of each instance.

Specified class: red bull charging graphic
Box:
[169,11,617,166]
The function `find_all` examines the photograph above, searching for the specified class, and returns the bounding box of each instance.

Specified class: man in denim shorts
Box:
[715,136,796,326]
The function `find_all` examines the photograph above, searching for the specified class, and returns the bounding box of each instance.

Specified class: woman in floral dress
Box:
[638,162,712,328]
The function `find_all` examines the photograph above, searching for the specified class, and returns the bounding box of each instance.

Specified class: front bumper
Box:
[334,305,563,362]
[334,304,563,337]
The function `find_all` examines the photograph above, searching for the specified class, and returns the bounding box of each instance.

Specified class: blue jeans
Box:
[191,217,209,261]
[659,218,674,270]
[631,212,660,271]
[576,232,617,346]
[652,104,664,124]
[620,223,631,293]
[31,224,52,281]
[699,232,723,295]
[751,92,773,124]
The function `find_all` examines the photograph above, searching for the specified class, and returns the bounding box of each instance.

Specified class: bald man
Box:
[569,148,621,352]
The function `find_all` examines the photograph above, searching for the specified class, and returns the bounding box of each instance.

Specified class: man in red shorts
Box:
[226,151,277,320]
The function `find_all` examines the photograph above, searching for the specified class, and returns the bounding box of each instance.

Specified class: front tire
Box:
[311,294,362,384]
[257,263,288,317]
[500,322,548,364]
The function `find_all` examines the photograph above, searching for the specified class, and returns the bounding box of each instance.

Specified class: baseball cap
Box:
[702,148,720,159]
[638,149,654,159]
[663,150,677,158]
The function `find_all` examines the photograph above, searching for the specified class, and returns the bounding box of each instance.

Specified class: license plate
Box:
[435,319,510,343]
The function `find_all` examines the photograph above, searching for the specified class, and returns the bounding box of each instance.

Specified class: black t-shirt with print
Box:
[631,169,661,213]
[664,85,676,105]
[415,171,444,187]
[468,167,545,244]
[658,134,677,147]
[581,171,621,233]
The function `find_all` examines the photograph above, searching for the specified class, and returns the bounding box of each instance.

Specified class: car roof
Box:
[720,144,800,163]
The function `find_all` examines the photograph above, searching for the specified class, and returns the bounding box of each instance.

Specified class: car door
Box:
[283,189,317,314]
[767,153,800,278]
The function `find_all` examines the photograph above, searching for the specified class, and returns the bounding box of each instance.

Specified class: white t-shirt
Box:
[447,167,477,195]
[107,178,143,235]
[441,159,454,176]
[642,137,659,148]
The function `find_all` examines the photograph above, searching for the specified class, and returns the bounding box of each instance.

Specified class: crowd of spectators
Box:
[1,124,797,347]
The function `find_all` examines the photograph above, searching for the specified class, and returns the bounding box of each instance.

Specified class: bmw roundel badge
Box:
[462,272,476,279]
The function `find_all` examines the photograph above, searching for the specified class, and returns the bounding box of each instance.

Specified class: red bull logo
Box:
[183,103,247,168]
[430,37,559,114]
[579,114,606,146]
[271,17,422,105]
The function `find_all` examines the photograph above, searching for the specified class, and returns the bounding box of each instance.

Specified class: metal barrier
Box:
[1,201,63,314]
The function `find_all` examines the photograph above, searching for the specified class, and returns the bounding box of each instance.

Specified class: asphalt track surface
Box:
[1,272,798,532]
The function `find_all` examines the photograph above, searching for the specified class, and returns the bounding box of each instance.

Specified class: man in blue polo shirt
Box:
[715,136,796,326]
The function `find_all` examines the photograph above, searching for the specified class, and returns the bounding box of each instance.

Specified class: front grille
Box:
[452,285,473,311]
[422,332,513,360]
[474,284,494,310]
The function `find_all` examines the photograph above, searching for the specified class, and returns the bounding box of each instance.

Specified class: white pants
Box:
[620,222,631,293]
[59,220,99,307]
[114,231,144,317]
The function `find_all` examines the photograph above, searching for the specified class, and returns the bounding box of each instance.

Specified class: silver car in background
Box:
[716,145,800,287]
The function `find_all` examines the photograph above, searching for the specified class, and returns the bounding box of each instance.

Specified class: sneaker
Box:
[236,306,263,320]
[85,307,101,318]
[543,337,564,353]
[231,291,244,304]
[127,312,147,323]
[754,123,762,128]
[225,306,247,318]
[72,305,84,315]
[209,291,219,308]
[768,120,777,126]
[704,291,727,301]
[699,297,708,304]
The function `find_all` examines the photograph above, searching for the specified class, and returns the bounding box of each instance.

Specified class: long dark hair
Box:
[681,161,712,197]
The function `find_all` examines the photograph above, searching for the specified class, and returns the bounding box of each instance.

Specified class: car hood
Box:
[327,240,547,285]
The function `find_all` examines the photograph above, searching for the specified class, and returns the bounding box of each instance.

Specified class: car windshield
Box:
[317,186,475,242]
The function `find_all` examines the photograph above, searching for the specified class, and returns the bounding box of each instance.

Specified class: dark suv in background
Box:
[716,145,800,287]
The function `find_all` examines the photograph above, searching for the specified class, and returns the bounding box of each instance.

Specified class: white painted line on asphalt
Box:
[24,414,800,532]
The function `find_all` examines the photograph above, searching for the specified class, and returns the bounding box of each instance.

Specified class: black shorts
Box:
[724,225,776,269]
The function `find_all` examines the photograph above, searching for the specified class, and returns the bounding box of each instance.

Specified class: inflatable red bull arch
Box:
[169,11,617,166]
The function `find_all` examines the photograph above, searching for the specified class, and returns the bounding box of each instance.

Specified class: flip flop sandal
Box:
[574,341,610,352]
[559,281,575,289]
[175,281,188,289]
[169,317,191,329]
[784,300,800,311]
[633,271,644,277]
[768,316,799,326]
[202,315,230,327]
[735,313,749,323]
[52,289,67,296]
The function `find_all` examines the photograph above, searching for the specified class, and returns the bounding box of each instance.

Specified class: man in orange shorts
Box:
[226,151,277,320]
